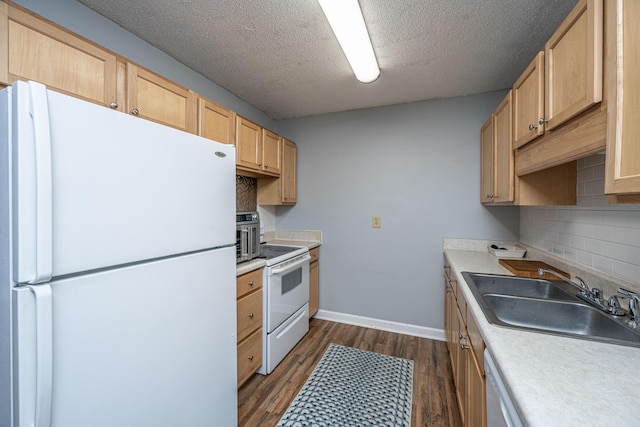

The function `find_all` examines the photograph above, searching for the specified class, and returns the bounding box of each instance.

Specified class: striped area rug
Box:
[277,343,414,427]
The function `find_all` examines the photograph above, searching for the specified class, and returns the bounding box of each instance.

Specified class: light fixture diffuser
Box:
[318,0,380,83]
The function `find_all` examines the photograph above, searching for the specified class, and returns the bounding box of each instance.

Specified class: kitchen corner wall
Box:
[275,91,519,332]
[521,154,640,287]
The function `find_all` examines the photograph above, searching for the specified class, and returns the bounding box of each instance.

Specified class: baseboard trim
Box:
[312,309,445,342]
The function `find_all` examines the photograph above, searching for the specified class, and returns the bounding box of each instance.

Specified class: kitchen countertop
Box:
[445,248,640,426]
[236,239,321,276]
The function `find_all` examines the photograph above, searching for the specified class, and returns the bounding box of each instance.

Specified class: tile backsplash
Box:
[520,154,640,286]
[236,176,257,212]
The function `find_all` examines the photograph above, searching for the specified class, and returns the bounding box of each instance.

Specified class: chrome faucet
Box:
[618,288,640,328]
[538,268,589,295]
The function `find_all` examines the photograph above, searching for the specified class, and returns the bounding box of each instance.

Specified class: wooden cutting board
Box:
[499,259,569,279]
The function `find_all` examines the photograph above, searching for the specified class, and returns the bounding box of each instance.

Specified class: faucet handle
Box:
[618,288,639,299]
[618,288,640,326]
[607,295,626,316]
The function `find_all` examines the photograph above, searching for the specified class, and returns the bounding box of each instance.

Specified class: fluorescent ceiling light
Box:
[318,0,380,83]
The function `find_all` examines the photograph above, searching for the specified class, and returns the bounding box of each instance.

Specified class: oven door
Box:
[266,254,310,333]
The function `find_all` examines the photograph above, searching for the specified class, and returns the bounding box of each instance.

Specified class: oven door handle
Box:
[270,254,311,274]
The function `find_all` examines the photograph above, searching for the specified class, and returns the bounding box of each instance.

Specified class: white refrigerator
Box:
[0,81,238,426]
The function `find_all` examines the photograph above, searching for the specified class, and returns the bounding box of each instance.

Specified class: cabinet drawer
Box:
[237,289,262,342]
[237,328,262,387]
[236,268,262,299]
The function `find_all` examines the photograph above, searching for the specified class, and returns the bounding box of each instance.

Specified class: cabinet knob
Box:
[248,313,254,318]
[539,118,549,125]
[264,164,269,168]
[131,108,140,115]
[248,355,254,361]
[460,342,470,350]
[528,123,538,131]
[248,281,254,287]
[109,102,118,109]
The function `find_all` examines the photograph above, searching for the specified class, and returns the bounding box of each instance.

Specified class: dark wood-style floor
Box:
[237,318,462,426]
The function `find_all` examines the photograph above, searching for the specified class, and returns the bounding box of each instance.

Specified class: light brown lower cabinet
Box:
[444,263,486,427]
[309,247,320,317]
[236,268,263,387]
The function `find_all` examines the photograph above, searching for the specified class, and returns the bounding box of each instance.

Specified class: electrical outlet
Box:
[372,215,381,228]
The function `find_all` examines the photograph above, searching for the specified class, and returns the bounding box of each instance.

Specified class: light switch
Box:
[372,215,381,228]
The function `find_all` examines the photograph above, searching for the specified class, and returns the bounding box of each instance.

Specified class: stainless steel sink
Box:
[462,272,640,347]
[468,273,576,301]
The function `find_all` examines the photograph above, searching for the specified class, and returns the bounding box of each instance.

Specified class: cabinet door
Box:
[236,116,262,171]
[605,0,640,197]
[444,276,453,355]
[454,306,467,427]
[480,116,495,203]
[545,0,603,131]
[261,129,281,176]
[513,52,545,148]
[309,260,319,317]
[466,351,486,427]
[237,328,262,388]
[281,139,297,204]
[1,3,117,108]
[198,96,235,144]
[126,62,197,133]
[493,91,514,203]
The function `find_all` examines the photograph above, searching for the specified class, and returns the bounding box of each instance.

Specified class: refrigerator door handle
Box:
[28,81,53,284]
[26,284,53,427]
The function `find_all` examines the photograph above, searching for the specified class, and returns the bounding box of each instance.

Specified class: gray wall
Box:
[275,92,520,329]
[13,0,276,129]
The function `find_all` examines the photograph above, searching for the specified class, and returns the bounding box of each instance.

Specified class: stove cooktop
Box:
[258,244,308,266]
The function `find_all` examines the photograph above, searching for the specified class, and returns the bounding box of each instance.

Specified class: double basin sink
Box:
[462,272,640,347]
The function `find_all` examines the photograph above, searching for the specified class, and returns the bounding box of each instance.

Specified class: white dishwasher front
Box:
[484,349,524,427]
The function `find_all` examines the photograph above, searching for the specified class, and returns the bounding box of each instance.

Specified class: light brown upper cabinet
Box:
[281,139,297,204]
[512,0,603,149]
[0,2,119,109]
[197,96,236,145]
[480,116,495,203]
[236,115,263,173]
[605,0,640,201]
[482,92,514,204]
[546,0,603,130]
[236,116,280,177]
[261,129,282,176]
[258,138,297,205]
[483,90,577,206]
[513,52,544,149]
[494,94,514,203]
[125,62,197,133]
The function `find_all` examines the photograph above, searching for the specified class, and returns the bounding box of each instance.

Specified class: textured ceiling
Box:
[77,0,578,120]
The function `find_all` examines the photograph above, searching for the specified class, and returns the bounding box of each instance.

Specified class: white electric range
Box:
[256,244,311,374]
